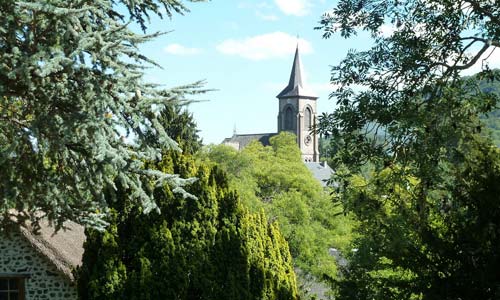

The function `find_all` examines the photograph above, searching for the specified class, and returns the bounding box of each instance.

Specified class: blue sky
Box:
[134,0,499,145]
[131,0,369,144]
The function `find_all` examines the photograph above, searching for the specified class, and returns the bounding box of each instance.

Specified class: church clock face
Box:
[304,135,312,146]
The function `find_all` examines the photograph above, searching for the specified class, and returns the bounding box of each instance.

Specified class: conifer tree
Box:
[77,150,299,300]
[144,100,203,155]
[0,0,204,229]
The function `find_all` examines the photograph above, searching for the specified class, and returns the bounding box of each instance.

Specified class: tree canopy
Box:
[476,73,500,145]
[78,150,299,300]
[333,128,500,300]
[200,132,354,290]
[317,0,500,169]
[317,1,500,299]
[0,0,205,230]
[78,105,298,300]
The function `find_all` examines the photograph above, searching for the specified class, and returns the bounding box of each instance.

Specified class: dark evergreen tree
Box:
[77,151,299,300]
[145,100,202,155]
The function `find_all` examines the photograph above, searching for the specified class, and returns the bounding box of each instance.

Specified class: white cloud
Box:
[240,2,279,21]
[164,44,202,55]
[256,2,273,9]
[216,32,313,61]
[274,0,311,16]
[256,11,279,21]
[237,2,251,9]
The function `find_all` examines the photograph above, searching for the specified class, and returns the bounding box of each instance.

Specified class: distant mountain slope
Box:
[477,73,500,146]
[319,73,500,159]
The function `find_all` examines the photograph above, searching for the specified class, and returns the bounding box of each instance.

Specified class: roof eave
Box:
[19,226,77,282]
[276,86,318,99]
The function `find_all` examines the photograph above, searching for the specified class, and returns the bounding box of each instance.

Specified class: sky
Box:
[132,0,371,145]
[134,0,500,145]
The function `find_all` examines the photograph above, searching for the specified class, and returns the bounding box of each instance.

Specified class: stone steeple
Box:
[277,45,317,100]
[277,45,319,162]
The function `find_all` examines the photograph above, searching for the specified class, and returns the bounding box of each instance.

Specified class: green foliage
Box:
[77,151,299,300]
[335,135,500,300]
[0,0,206,230]
[200,132,354,283]
[317,0,500,169]
[482,107,500,146]
[476,72,500,145]
[319,137,336,167]
[318,1,500,299]
[145,100,203,155]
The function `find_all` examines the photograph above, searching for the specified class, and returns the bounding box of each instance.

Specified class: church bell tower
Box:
[277,45,319,162]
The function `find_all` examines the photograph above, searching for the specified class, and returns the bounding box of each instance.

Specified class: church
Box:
[223,45,319,162]
[222,45,333,185]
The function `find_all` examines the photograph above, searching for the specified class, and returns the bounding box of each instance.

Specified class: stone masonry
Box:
[0,230,77,300]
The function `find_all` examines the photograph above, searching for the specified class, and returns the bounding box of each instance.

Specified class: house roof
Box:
[18,220,85,282]
[222,133,277,150]
[305,161,334,187]
[277,45,318,100]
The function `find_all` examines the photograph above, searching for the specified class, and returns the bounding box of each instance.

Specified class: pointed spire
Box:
[288,45,304,88]
[277,44,317,99]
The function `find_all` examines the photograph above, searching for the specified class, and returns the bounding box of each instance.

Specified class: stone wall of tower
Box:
[277,98,299,132]
[277,97,319,162]
[297,98,319,162]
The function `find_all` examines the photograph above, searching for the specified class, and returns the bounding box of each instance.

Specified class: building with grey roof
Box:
[222,133,277,150]
[222,45,334,185]
[223,45,321,163]
[305,161,334,187]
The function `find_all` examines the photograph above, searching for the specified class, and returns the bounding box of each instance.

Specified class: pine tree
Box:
[0,0,204,230]
[144,99,203,155]
[77,150,299,300]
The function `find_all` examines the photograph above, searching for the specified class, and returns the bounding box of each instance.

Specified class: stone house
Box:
[0,221,84,300]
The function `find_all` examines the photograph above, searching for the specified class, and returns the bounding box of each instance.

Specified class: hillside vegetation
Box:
[478,73,500,145]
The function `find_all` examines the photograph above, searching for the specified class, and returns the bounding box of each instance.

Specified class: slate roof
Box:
[305,161,334,187]
[18,220,85,282]
[222,133,277,150]
[277,45,318,100]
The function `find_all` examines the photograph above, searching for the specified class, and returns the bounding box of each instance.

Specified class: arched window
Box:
[304,107,312,130]
[284,107,294,130]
